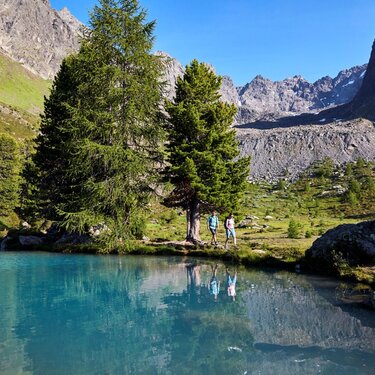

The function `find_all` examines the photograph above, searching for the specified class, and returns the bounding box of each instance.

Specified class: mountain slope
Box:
[0,0,82,79]
[0,51,51,139]
[0,52,50,114]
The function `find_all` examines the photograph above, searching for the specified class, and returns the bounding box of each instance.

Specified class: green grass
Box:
[0,101,39,139]
[140,159,375,284]
[0,53,50,115]
[0,52,51,140]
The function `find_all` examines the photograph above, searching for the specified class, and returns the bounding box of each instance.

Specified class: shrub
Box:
[343,191,359,206]
[305,229,312,238]
[348,179,361,194]
[287,219,301,239]
[276,179,286,190]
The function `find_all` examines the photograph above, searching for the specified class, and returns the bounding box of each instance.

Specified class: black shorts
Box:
[210,228,217,235]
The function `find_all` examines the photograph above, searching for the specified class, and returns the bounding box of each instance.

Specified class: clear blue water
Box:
[0,252,374,375]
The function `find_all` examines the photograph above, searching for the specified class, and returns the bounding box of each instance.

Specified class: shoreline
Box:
[3,240,374,288]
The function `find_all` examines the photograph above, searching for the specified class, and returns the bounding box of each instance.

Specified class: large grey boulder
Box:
[306,220,375,268]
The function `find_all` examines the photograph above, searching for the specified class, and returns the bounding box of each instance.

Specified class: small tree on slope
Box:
[164,60,250,243]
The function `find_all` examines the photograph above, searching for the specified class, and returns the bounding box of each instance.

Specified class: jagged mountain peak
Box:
[355,40,375,99]
[0,0,82,79]
[252,74,270,82]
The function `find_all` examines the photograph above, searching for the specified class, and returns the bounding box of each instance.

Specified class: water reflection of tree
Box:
[162,263,254,375]
[6,256,177,374]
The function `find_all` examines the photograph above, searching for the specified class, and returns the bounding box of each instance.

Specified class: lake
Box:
[0,252,374,374]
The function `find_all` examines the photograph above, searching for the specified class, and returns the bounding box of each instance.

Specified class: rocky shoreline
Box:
[2,221,375,290]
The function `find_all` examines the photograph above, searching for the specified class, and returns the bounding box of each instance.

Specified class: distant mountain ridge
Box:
[235,64,366,124]
[157,52,366,125]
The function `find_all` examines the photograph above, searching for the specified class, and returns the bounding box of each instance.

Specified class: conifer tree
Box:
[32,0,165,246]
[29,56,81,220]
[0,134,21,217]
[164,60,250,242]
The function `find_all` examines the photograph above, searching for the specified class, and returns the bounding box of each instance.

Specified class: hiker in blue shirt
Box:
[207,210,219,245]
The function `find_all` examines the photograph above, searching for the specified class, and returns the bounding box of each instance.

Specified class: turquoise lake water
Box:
[0,252,374,375]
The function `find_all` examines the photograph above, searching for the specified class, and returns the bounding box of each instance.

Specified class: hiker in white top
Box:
[224,213,237,250]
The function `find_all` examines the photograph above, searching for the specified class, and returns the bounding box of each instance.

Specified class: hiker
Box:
[208,264,220,300]
[224,213,237,250]
[226,268,237,301]
[207,210,219,245]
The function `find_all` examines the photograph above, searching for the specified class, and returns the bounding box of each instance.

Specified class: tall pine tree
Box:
[0,134,21,218]
[32,0,165,247]
[29,56,81,221]
[165,60,250,243]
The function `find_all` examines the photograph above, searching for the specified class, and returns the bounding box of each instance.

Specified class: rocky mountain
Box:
[0,0,82,79]
[236,40,375,180]
[237,118,375,181]
[236,64,366,123]
[345,39,375,121]
[155,51,184,101]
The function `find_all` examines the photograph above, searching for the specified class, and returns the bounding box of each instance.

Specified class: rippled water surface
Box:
[0,252,374,375]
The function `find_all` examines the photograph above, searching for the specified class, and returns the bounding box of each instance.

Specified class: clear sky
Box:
[50,0,375,86]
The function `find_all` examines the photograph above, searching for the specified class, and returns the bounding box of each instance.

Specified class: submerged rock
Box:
[19,235,44,246]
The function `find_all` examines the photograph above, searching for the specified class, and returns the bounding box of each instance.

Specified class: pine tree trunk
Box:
[186,198,201,243]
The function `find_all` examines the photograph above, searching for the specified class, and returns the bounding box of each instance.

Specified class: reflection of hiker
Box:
[224,213,237,250]
[226,268,237,301]
[208,264,220,300]
[207,210,219,245]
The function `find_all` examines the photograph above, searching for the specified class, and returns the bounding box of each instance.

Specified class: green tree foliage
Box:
[315,157,335,178]
[164,60,250,242]
[287,219,301,239]
[0,134,21,217]
[344,163,353,177]
[24,56,81,221]
[30,0,165,246]
[344,190,359,206]
[276,179,286,190]
[348,179,361,195]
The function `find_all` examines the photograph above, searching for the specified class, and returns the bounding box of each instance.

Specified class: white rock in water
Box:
[227,346,242,352]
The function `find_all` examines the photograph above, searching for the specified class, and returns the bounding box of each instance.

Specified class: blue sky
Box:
[51,0,375,86]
